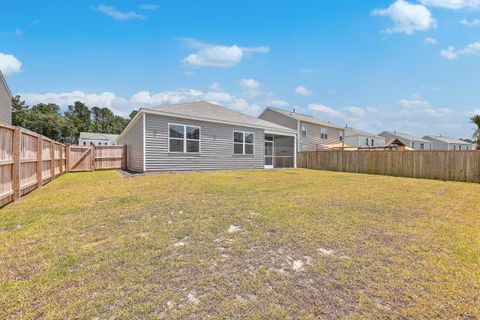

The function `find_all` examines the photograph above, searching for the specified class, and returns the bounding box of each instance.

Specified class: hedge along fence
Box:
[0,123,127,208]
[298,150,480,183]
[0,124,67,207]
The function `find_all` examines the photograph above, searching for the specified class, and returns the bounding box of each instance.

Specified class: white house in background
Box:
[0,70,12,125]
[78,132,119,146]
[379,131,432,150]
[423,135,474,151]
[344,127,385,148]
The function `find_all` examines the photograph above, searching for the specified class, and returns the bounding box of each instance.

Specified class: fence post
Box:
[12,127,21,202]
[91,145,96,171]
[66,145,70,173]
[122,145,127,170]
[37,136,43,188]
[50,141,55,180]
[59,144,63,175]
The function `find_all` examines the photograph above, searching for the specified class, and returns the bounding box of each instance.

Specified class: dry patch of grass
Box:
[0,169,479,319]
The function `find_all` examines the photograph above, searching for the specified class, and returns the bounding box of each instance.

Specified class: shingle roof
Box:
[423,135,472,145]
[79,132,119,141]
[380,131,431,143]
[0,70,12,97]
[345,127,383,138]
[145,101,297,133]
[266,107,344,130]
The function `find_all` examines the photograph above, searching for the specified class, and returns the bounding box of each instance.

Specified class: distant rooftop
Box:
[79,132,119,141]
[345,127,383,138]
[266,107,344,130]
[423,135,472,145]
[380,131,431,143]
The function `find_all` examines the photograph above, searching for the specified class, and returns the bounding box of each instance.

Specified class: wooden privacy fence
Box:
[0,124,67,207]
[298,150,480,183]
[1,123,127,207]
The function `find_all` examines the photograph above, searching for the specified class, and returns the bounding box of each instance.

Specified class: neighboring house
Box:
[258,107,344,151]
[423,135,474,151]
[0,70,12,125]
[78,132,119,146]
[344,127,386,148]
[116,101,297,172]
[379,131,432,150]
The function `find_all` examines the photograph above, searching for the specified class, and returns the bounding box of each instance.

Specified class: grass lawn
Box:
[0,169,479,319]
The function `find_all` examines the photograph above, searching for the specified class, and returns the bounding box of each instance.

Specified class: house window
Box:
[459,145,462,150]
[83,142,86,146]
[234,131,254,155]
[371,139,374,146]
[339,132,343,142]
[301,124,307,137]
[420,143,425,150]
[412,142,415,149]
[366,138,369,146]
[168,124,200,153]
[320,128,328,139]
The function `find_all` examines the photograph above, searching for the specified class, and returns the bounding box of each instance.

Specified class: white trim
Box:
[143,113,146,172]
[168,123,201,154]
[0,70,12,97]
[233,130,255,155]
[264,139,274,169]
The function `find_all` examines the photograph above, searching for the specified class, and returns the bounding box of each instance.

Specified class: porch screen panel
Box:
[274,136,294,168]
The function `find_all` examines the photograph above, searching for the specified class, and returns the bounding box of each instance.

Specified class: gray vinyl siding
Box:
[258,109,298,130]
[299,121,343,151]
[425,139,472,151]
[117,115,144,172]
[345,135,385,148]
[145,113,264,171]
[0,80,11,125]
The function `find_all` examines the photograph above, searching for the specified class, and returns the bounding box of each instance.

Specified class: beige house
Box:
[258,107,345,151]
[0,70,12,125]
[423,135,474,151]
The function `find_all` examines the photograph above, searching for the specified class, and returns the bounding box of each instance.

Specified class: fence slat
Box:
[298,150,480,183]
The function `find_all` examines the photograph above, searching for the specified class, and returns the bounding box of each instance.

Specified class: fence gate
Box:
[67,145,126,172]
[68,146,94,171]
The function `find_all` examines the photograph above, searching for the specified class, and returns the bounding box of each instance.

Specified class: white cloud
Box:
[373,0,437,34]
[139,4,159,10]
[421,0,480,9]
[0,53,22,75]
[294,86,313,96]
[343,106,367,117]
[18,86,263,117]
[239,78,261,90]
[460,18,480,26]
[180,38,269,68]
[0,28,22,36]
[424,37,438,45]
[268,100,289,107]
[440,42,480,59]
[94,5,146,21]
[308,103,342,117]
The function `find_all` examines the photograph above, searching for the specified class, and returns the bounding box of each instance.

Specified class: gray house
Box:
[0,70,12,125]
[379,131,432,150]
[79,132,119,146]
[344,127,386,148]
[258,107,345,151]
[116,101,297,172]
[423,135,473,151]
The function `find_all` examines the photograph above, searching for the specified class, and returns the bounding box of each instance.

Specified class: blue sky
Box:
[1,0,480,138]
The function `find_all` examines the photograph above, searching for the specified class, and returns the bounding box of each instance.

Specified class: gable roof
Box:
[262,107,344,130]
[0,70,12,97]
[79,132,119,142]
[423,135,472,145]
[379,131,431,143]
[145,101,297,134]
[345,127,383,139]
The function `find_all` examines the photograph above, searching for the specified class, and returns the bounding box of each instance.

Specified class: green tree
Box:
[65,101,91,142]
[471,115,480,150]
[129,109,138,120]
[11,95,29,127]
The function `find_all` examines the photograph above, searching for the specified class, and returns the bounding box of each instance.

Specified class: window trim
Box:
[301,124,307,138]
[320,127,328,140]
[168,123,201,154]
[233,130,255,155]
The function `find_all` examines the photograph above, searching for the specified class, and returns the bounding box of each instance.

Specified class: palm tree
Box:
[471,115,480,150]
